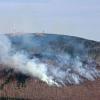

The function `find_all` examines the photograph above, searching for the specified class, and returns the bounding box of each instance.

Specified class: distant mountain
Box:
[8,33,100,64]
[0,33,100,100]
[0,33,100,88]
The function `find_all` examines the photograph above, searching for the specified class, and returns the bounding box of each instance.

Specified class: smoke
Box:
[0,34,59,86]
[0,34,100,87]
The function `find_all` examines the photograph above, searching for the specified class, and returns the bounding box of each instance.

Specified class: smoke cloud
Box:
[0,34,100,87]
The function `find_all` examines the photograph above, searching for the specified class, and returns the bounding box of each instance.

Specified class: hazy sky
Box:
[0,0,100,41]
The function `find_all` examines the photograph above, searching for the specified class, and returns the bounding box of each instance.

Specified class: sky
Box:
[0,0,100,41]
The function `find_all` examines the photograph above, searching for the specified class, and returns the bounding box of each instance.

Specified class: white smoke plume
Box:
[0,34,59,86]
[0,34,100,87]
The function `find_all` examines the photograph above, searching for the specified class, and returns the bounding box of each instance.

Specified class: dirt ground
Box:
[0,75,100,100]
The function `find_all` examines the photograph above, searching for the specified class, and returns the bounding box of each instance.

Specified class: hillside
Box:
[0,33,100,100]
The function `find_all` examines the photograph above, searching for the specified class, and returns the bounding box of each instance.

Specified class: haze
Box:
[0,0,100,41]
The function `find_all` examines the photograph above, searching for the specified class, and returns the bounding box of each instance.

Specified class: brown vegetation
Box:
[0,70,100,100]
